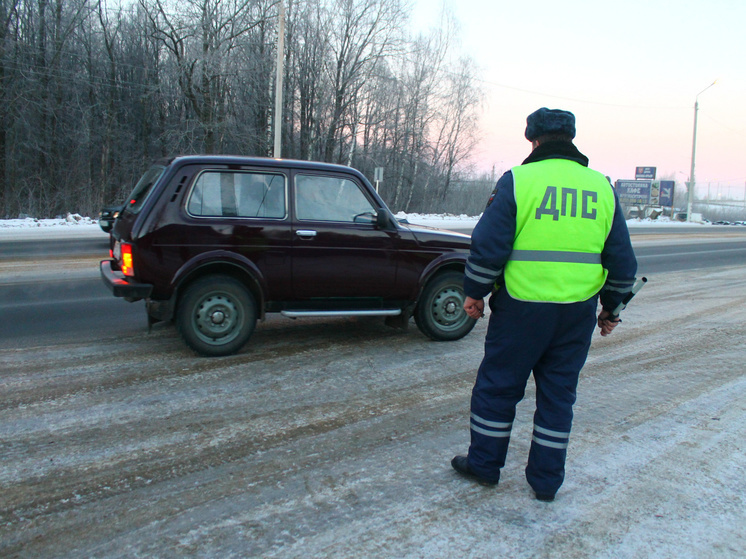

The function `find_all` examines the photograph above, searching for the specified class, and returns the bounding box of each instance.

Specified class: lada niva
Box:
[100,155,476,356]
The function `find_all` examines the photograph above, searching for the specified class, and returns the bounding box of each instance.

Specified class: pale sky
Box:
[411,0,746,195]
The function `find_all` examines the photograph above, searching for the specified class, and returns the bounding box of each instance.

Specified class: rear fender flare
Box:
[170,251,267,319]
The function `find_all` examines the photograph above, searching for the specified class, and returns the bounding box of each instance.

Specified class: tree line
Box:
[0,0,490,219]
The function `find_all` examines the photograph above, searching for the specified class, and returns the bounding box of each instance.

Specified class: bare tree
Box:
[0,0,483,218]
[139,0,266,153]
[227,0,278,155]
[93,0,124,208]
[321,0,404,163]
[285,0,327,160]
[430,56,481,205]
[391,28,449,210]
[0,0,22,215]
[13,0,90,216]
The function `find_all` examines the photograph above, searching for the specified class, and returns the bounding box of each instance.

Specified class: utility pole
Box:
[687,80,716,222]
[273,2,286,159]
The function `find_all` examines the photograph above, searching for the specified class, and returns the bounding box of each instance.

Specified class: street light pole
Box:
[687,80,717,222]
[273,1,285,159]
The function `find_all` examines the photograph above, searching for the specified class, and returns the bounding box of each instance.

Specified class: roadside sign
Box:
[615,180,652,205]
[659,180,675,206]
[635,167,656,180]
[373,167,384,192]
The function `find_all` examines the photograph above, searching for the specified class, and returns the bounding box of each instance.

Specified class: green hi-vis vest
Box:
[506,159,616,303]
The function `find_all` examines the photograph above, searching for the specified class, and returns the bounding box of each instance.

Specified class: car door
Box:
[290,171,399,301]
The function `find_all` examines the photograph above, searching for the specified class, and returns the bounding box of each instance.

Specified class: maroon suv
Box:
[100,155,476,356]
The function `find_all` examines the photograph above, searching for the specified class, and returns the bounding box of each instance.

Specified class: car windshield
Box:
[125,165,166,214]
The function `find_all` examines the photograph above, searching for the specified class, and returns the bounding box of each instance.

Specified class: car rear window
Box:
[187,171,286,219]
[125,165,166,214]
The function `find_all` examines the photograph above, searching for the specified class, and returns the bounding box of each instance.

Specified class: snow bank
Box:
[396,212,709,229]
[0,214,105,239]
[0,212,713,240]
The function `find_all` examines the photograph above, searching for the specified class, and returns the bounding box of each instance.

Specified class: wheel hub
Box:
[432,288,464,326]
[195,295,238,340]
[210,310,226,325]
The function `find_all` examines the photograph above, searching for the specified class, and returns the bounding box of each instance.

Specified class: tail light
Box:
[121,242,135,277]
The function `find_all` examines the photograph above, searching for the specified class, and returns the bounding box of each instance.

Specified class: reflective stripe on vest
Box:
[506,159,615,303]
[510,250,602,264]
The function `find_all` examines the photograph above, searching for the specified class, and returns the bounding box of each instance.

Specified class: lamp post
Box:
[273,1,285,158]
[687,80,717,222]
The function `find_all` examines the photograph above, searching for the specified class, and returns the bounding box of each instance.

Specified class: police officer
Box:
[452,108,638,501]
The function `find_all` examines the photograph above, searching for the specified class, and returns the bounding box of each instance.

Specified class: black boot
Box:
[451,455,499,486]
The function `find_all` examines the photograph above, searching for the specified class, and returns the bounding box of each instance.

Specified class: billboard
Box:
[615,180,652,206]
[659,180,675,207]
[635,167,657,180]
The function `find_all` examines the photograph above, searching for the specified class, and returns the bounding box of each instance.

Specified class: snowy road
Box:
[1,265,745,558]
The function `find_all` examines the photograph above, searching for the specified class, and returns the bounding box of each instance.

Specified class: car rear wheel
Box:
[414,270,477,341]
[176,275,257,356]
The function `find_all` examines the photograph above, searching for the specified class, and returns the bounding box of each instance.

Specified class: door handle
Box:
[296,229,317,238]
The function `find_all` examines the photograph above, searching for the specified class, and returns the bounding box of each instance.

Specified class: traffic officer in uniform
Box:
[452,108,638,501]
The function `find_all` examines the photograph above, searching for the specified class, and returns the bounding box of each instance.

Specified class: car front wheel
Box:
[176,275,257,356]
[414,270,477,341]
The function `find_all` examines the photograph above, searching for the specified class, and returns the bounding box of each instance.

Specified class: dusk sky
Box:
[412,0,746,197]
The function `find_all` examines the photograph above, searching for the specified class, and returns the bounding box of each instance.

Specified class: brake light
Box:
[121,243,135,277]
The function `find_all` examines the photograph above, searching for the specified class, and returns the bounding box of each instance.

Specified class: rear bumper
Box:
[100,259,153,300]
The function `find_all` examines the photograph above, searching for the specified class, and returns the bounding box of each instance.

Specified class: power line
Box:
[469,74,690,111]
[700,109,745,135]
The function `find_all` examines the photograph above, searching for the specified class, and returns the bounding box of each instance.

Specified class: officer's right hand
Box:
[464,296,485,319]
[597,309,620,336]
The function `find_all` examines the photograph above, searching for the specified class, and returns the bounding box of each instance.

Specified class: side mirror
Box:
[376,208,393,230]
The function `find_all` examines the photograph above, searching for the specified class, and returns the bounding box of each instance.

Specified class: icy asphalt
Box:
[0,215,744,558]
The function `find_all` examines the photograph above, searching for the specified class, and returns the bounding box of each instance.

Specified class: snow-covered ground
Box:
[0,212,712,239]
[2,263,745,558]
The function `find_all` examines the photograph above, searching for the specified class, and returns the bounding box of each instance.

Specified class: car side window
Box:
[187,171,286,218]
[295,175,375,222]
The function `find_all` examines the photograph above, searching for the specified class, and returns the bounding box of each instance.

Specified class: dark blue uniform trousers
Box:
[467,287,598,496]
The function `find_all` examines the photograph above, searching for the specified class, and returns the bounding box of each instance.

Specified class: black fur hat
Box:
[525,108,576,141]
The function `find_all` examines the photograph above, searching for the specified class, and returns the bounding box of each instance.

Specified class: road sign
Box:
[373,167,384,192]
[635,167,656,180]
